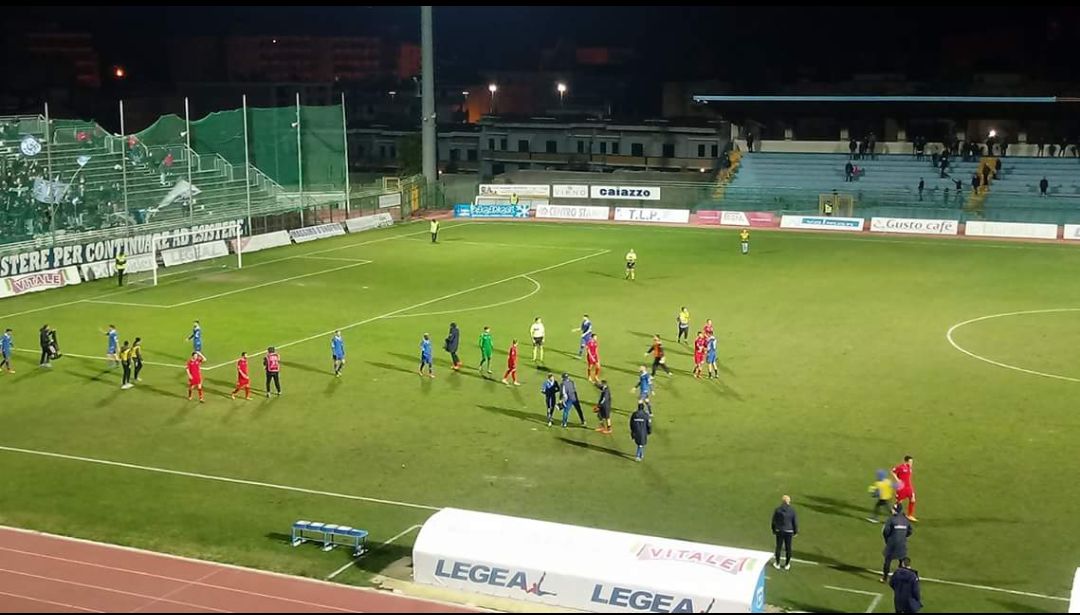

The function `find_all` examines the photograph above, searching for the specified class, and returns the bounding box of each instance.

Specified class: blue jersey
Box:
[189,326,202,351]
[1,333,11,355]
[580,318,594,344]
[420,339,433,361]
[107,330,118,352]
[331,335,345,358]
[707,337,717,362]
[542,379,559,398]
[637,372,652,395]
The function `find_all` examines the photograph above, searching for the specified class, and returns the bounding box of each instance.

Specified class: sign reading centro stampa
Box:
[413,508,770,613]
[591,186,662,201]
[0,219,245,277]
[779,215,864,232]
[536,205,610,220]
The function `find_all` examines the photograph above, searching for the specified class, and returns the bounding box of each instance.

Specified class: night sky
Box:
[5,6,1080,89]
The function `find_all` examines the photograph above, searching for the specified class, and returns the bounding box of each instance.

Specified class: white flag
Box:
[32,178,68,204]
[156,179,202,210]
[76,155,91,167]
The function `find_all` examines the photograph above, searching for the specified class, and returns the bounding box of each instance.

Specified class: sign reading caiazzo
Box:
[591,186,662,201]
[413,508,769,613]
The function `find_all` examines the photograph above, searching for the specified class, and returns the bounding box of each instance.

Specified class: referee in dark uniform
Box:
[771,495,798,570]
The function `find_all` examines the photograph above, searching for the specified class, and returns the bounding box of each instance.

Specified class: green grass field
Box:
[1,219,1077,613]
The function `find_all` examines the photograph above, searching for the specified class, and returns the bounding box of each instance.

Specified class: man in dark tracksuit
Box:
[560,373,585,427]
[889,558,923,613]
[882,504,913,582]
[38,325,52,367]
[542,374,560,427]
[445,322,461,370]
[771,495,798,570]
[594,380,613,433]
[630,402,651,461]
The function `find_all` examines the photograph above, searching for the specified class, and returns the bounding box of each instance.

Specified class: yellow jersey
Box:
[119,347,131,362]
[871,479,895,501]
[430,219,439,233]
[678,309,690,326]
[740,229,750,242]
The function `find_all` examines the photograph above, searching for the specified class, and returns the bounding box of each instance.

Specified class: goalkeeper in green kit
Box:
[478,326,494,376]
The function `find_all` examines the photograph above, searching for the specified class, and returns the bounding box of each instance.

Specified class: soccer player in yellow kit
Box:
[740,229,750,255]
[625,249,637,280]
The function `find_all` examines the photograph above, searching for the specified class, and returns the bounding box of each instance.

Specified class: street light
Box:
[488,83,498,114]
[556,82,567,108]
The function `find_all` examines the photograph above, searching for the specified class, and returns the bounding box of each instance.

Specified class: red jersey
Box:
[586,338,599,363]
[264,352,281,373]
[704,322,714,337]
[694,336,707,358]
[507,344,518,367]
[186,356,203,382]
[892,463,913,488]
[236,357,250,384]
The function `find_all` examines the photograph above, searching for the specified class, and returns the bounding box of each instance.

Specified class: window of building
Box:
[600,141,607,154]
[379,145,387,158]
[546,140,558,153]
[711,144,719,157]
[389,145,396,159]
[488,138,496,150]
[612,142,620,155]
[697,144,706,157]
[449,149,460,161]
[662,143,675,158]
[518,139,529,152]
[467,149,478,162]
[631,143,643,157]
[500,138,508,150]
[577,140,586,154]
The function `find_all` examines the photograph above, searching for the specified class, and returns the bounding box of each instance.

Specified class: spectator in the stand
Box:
[845,161,854,182]
[852,164,861,180]
[849,138,857,159]
[971,173,980,194]
[868,132,877,160]
[1060,138,1069,157]
[1000,141,1008,157]
[981,165,991,190]
[1040,176,1049,197]
[858,139,867,160]
[1048,144,1057,158]
[917,178,924,201]
[930,150,939,169]
[1037,142,1045,157]
[993,157,1002,179]
[745,132,754,153]
[943,185,950,202]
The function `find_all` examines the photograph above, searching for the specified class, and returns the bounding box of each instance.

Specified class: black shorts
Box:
[626,262,635,269]
[597,405,611,420]
[533,337,544,347]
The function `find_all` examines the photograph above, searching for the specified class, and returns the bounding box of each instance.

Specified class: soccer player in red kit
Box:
[692,331,707,378]
[585,334,601,384]
[230,351,251,400]
[891,455,917,521]
[186,350,206,402]
[703,319,714,339]
[501,339,520,385]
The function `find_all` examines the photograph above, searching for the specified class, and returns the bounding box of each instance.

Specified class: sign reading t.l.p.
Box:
[614,207,689,224]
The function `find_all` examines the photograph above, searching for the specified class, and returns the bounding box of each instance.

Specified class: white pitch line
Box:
[946,307,1080,383]
[0,222,471,322]
[383,275,542,319]
[165,261,372,309]
[206,249,608,370]
[0,445,441,511]
[326,524,422,580]
[296,255,373,263]
[84,299,170,308]
[14,349,183,369]
[395,236,596,252]
[0,445,1069,604]
[824,586,882,613]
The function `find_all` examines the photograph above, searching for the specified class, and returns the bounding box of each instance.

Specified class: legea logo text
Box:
[590,584,709,613]
[434,559,555,596]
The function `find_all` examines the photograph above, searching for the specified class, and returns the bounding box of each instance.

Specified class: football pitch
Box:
[0,219,1077,613]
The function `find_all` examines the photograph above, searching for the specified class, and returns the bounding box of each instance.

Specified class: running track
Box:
[0,527,480,613]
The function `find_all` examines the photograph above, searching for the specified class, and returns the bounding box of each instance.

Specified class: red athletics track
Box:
[0,526,481,613]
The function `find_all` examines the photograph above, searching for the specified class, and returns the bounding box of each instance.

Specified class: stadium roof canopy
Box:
[692,95,1058,104]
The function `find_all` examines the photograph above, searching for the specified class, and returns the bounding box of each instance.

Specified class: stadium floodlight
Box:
[488,83,497,93]
[488,84,498,113]
[988,129,997,138]
[557,82,567,107]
